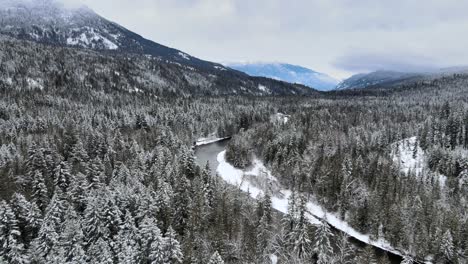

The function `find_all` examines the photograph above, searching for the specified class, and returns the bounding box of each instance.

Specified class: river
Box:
[194,139,404,264]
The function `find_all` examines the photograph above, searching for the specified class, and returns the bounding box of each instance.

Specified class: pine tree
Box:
[10,193,42,243]
[356,245,377,264]
[148,230,165,264]
[163,226,183,264]
[83,195,108,245]
[284,190,297,232]
[69,172,88,212]
[313,220,334,264]
[29,190,67,259]
[139,216,163,262]
[378,253,392,264]
[291,193,312,259]
[55,208,86,263]
[116,211,141,264]
[335,233,353,264]
[173,175,190,235]
[0,201,28,264]
[25,144,47,183]
[401,255,414,264]
[31,170,49,212]
[69,139,89,174]
[440,230,454,262]
[87,237,114,264]
[54,161,72,192]
[256,213,272,262]
[87,157,106,189]
[208,251,224,264]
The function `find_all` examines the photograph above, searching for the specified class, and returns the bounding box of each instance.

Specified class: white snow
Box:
[270,254,278,264]
[392,137,447,187]
[392,137,424,175]
[66,29,119,50]
[258,84,268,92]
[178,52,190,60]
[101,37,118,50]
[216,150,407,259]
[214,66,227,71]
[26,78,43,90]
[5,77,13,85]
[195,135,230,147]
[132,87,143,93]
[271,113,290,124]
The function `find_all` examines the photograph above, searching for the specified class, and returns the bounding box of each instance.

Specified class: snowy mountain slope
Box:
[0,0,316,96]
[0,0,225,71]
[335,71,424,90]
[227,63,340,91]
[336,67,468,91]
[0,35,314,96]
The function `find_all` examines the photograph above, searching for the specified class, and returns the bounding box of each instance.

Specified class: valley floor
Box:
[216,150,407,260]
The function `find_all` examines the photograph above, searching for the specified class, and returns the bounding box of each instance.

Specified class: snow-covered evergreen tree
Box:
[0,201,28,264]
[208,251,225,264]
[313,220,334,264]
[401,255,414,264]
[335,233,354,264]
[87,237,113,263]
[440,230,454,262]
[163,226,183,263]
[31,170,49,212]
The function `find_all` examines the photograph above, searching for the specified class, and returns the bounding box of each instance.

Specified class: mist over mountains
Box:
[227,62,340,91]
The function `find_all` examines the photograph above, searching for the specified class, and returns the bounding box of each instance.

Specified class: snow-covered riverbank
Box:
[216,150,407,259]
[194,136,231,147]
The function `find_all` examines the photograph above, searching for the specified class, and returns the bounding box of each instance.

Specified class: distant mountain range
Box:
[336,67,468,90]
[227,63,340,91]
[0,0,314,96]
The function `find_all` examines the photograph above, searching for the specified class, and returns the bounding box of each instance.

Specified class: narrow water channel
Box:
[194,139,404,264]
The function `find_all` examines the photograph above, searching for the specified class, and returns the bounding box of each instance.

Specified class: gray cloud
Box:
[333,52,443,73]
[60,0,468,79]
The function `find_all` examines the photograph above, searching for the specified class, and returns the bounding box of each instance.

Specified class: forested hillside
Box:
[225,74,468,263]
[0,36,313,96]
[1,45,467,263]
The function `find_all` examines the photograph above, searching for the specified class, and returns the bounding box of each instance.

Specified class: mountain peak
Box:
[0,1,230,69]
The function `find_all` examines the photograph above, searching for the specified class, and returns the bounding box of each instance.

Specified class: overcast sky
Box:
[61,0,468,79]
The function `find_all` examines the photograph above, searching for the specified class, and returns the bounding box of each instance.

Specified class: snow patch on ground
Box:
[26,78,43,90]
[392,137,447,187]
[178,52,190,60]
[392,137,424,175]
[214,66,226,71]
[100,37,119,50]
[271,113,290,124]
[270,254,278,264]
[66,28,119,50]
[5,77,13,85]
[216,150,403,256]
[129,87,143,93]
[258,84,268,92]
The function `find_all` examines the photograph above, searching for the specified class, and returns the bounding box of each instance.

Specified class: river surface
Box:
[194,139,403,264]
[194,139,229,174]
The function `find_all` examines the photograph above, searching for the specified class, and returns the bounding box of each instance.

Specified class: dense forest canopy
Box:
[0,35,467,264]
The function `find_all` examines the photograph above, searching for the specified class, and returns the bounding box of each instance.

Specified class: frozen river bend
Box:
[194,138,413,264]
